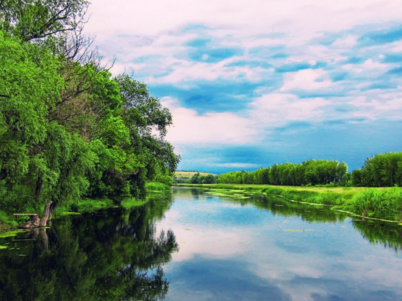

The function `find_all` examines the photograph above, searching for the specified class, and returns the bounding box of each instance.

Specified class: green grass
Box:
[178,183,402,222]
[121,199,147,209]
[0,230,25,238]
[146,182,172,197]
[0,210,18,230]
[0,182,172,232]
[339,188,402,221]
[55,198,115,217]
[59,212,82,216]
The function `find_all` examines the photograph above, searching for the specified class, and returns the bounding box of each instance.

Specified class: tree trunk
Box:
[35,177,43,201]
[48,202,57,221]
[39,201,53,227]
[32,214,40,227]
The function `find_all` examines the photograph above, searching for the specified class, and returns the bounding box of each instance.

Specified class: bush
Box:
[154,175,173,186]
[343,188,402,220]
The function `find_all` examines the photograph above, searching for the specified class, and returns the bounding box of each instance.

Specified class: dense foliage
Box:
[217,160,348,186]
[0,0,179,217]
[351,152,402,187]
[218,152,402,188]
[341,188,402,220]
[188,172,217,184]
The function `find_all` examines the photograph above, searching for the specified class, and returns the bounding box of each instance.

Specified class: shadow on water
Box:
[0,197,178,301]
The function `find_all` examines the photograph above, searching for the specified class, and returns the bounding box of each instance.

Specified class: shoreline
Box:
[0,182,172,234]
[174,184,402,224]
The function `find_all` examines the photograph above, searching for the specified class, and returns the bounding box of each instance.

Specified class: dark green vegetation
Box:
[0,198,178,300]
[213,152,402,221]
[53,182,171,215]
[217,152,402,187]
[0,0,179,227]
[178,184,402,222]
[218,159,348,186]
[173,171,218,184]
[351,152,402,187]
[187,172,217,184]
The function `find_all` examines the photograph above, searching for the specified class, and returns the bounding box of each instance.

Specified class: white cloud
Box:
[82,0,402,157]
[391,41,402,52]
[348,94,402,120]
[332,35,358,48]
[280,69,333,91]
[249,93,331,126]
[86,0,402,42]
[161,97,258,145]
[361,59,388,70]
[343,59,390,74]
[146,58,271,84]
[160,93,333,147]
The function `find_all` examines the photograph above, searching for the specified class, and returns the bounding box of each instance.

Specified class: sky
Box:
[85,0,402,173]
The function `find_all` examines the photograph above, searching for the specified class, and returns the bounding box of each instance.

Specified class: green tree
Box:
[0,0,89,42]
[190,172,200,184]
[203,174,216,184]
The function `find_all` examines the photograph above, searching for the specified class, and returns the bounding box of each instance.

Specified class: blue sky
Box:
[86,0,402,173]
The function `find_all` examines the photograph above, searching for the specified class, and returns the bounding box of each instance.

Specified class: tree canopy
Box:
[0,0,180,216]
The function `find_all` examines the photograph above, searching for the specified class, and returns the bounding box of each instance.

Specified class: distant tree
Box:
[190,172,200,184]
[203,174,216,184]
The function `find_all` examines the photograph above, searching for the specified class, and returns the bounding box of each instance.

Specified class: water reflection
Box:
[202,188,402,251]
[1,188,402,300]
[155,187,402,300]
[352,220,402,252]
[0,199,178,301]
[221,195,348,224]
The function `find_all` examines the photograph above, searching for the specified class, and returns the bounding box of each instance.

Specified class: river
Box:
[1,187,402,300]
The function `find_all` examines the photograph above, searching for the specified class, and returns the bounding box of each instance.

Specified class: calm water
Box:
[1,187,402,300]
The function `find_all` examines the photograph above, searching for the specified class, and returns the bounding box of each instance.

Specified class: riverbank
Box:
[0,182,172,233]
[175,184,402,223]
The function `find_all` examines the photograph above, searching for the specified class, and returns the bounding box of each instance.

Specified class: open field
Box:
[174,171,218,178]
[175,183,402,222]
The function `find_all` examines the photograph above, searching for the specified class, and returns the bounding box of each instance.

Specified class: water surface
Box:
[1,187,402,300]
[158,187,402,301]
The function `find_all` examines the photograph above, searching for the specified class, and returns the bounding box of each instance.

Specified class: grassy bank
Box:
[0,182,172,232]
[176,184,402,222]
[56,182,172,215]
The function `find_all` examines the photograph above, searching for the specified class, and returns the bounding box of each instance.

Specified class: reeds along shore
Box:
[177,184,402,222]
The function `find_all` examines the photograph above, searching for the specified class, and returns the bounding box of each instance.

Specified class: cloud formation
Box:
[85,0,402,171]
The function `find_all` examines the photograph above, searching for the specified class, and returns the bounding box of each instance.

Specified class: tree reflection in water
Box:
[0,198,178,301]
[175,187,402,253]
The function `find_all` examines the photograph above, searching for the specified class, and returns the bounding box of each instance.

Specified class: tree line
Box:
[217,160,348,186]
[351,152,402,187]
[0,0,180,215]
[217,152,402,187]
